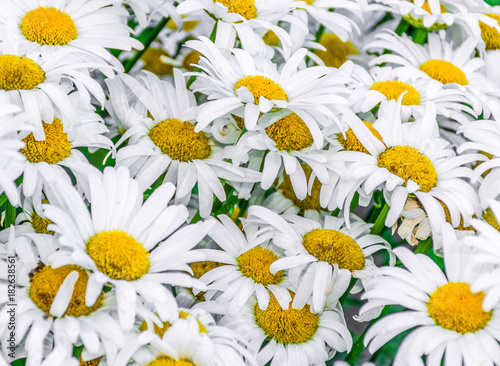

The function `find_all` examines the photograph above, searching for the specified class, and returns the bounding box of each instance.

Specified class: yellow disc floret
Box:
[0,55,46,91]
[262,30,281,47]
[370,80,421,106]
[145,357,196,366]
[254,291,319,344]
[427,282,492,334]
[302,229,365,271]
[20,6,78,46]
[29,264,104,317]
[182,51,202,72]
[377,145,438,193]
[31,199,54,234]
[149,119,212,162]
[139,310,207,337]
[278,164,324,211]
[214,0,257,20]
[338,121,383,154]
[234,75,288,104]
[86,230,150,281]
[419,60,468,85]
[265,112,313,152]
[141,48,173,76]
[313,33,358,68]
[20,118,72,164]
[480,14,500,50]
[482,208,500,232]
[236,247,284,285]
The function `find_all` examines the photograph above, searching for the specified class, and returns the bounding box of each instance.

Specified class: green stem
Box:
[124,17,169,73]
[0,193,7,209]
[394,19,410,36]
[315,24,325,41]
[414,236,433,254]
[4,200,17,228]
[344,306,391,364]
[370,203,389,236]
[412,28,428,45]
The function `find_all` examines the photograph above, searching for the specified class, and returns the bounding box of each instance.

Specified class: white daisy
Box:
[0,0,143,68]
[360,224,500,366]
[41,166,214,330]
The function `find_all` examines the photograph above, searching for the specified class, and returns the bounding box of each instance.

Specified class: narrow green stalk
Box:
[412,28,428,45]
[124,17,169,73]
[370,203,389,236]
[344,306,391,364]
[4,200,17,228]
[0,193,7,209]
[394,19,410,36]
[315,24,325,42]
[414,236,433,254]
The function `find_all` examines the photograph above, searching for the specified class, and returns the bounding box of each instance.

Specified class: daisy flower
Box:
[0,0,143,68]
[192,214,294,315]
[333,100,482,247]
[360,225,500,366]
[109,70,261,217]
[247,205,393,313]
[41,166,214,330]
[220,291,352,366]
[185,37,353,134]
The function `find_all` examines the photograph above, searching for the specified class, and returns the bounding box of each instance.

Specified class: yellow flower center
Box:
[0,55,46,91]
[86,230,150,281]
[139,311,207,337]
[480,14,500,50]
[29,265,104,317]
[370,80,421,106]
[20,118,72,164]
[427,282,492,334]
[302,229,365,271]
[214,0,257,20]
[167,18,200,32]
[149,119,212,162]
[262,30,281,47]
[234,75,288,104]
[141,48,173,77]
[20,6,78,46]
[438,199,474,231]
[254,292,319,344]
[31,199,54,234]
[278,164,323,211]
[189,261,225,301]
[338,121,383,154]
[313,33,358,68]
[482,208,500,231]
[182,51,202,72]
[419,60,468,85]
[236,247,284,285]
[377,145,437,193]
[79,356,102,366]
[420,1,446,14]
[145,357,196,366]
[265,112,313,152]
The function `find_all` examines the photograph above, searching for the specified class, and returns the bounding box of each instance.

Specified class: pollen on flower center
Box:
[141,48,173,76]
[86,230,150,281]
[313,33,358,68]
[20,6,78,46]
[338,121,383,154]
[370,81,421,106]
[278,164,324,211]
[31,199,54,234]
[139,310,207,337]
[482,209,500,232]
[182,51,202,72]
[302,229,365,271]
[236,247,284,285]
[377,145,438,192]
[20,118,72,164]
[214,0,257,20]
[79,356,103,366]
[29,264,104,317]
[427,282,492,334]
[265,112,313,151]
[234,75,288,104]
[145,357,196,366]
[0,55,46,91]
[149,118,212,162]
[419,60,468,85]
[254,291,319,345]
[479,14,500,50]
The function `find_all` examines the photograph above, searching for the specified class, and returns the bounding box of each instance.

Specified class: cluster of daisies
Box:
[3,0,500,365]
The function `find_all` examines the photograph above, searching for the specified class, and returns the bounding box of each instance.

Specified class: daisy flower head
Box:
[220,291,352,366]
[0,238,126,366]
[191,213,294,315]
[0,0,143,68]
[41,165,215,330]
[186,37,353,134]
[109,70,261,218]
[367,30,484,114]
[360,224,500,366]
[334,100,482,249]
[247,206,394,313]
